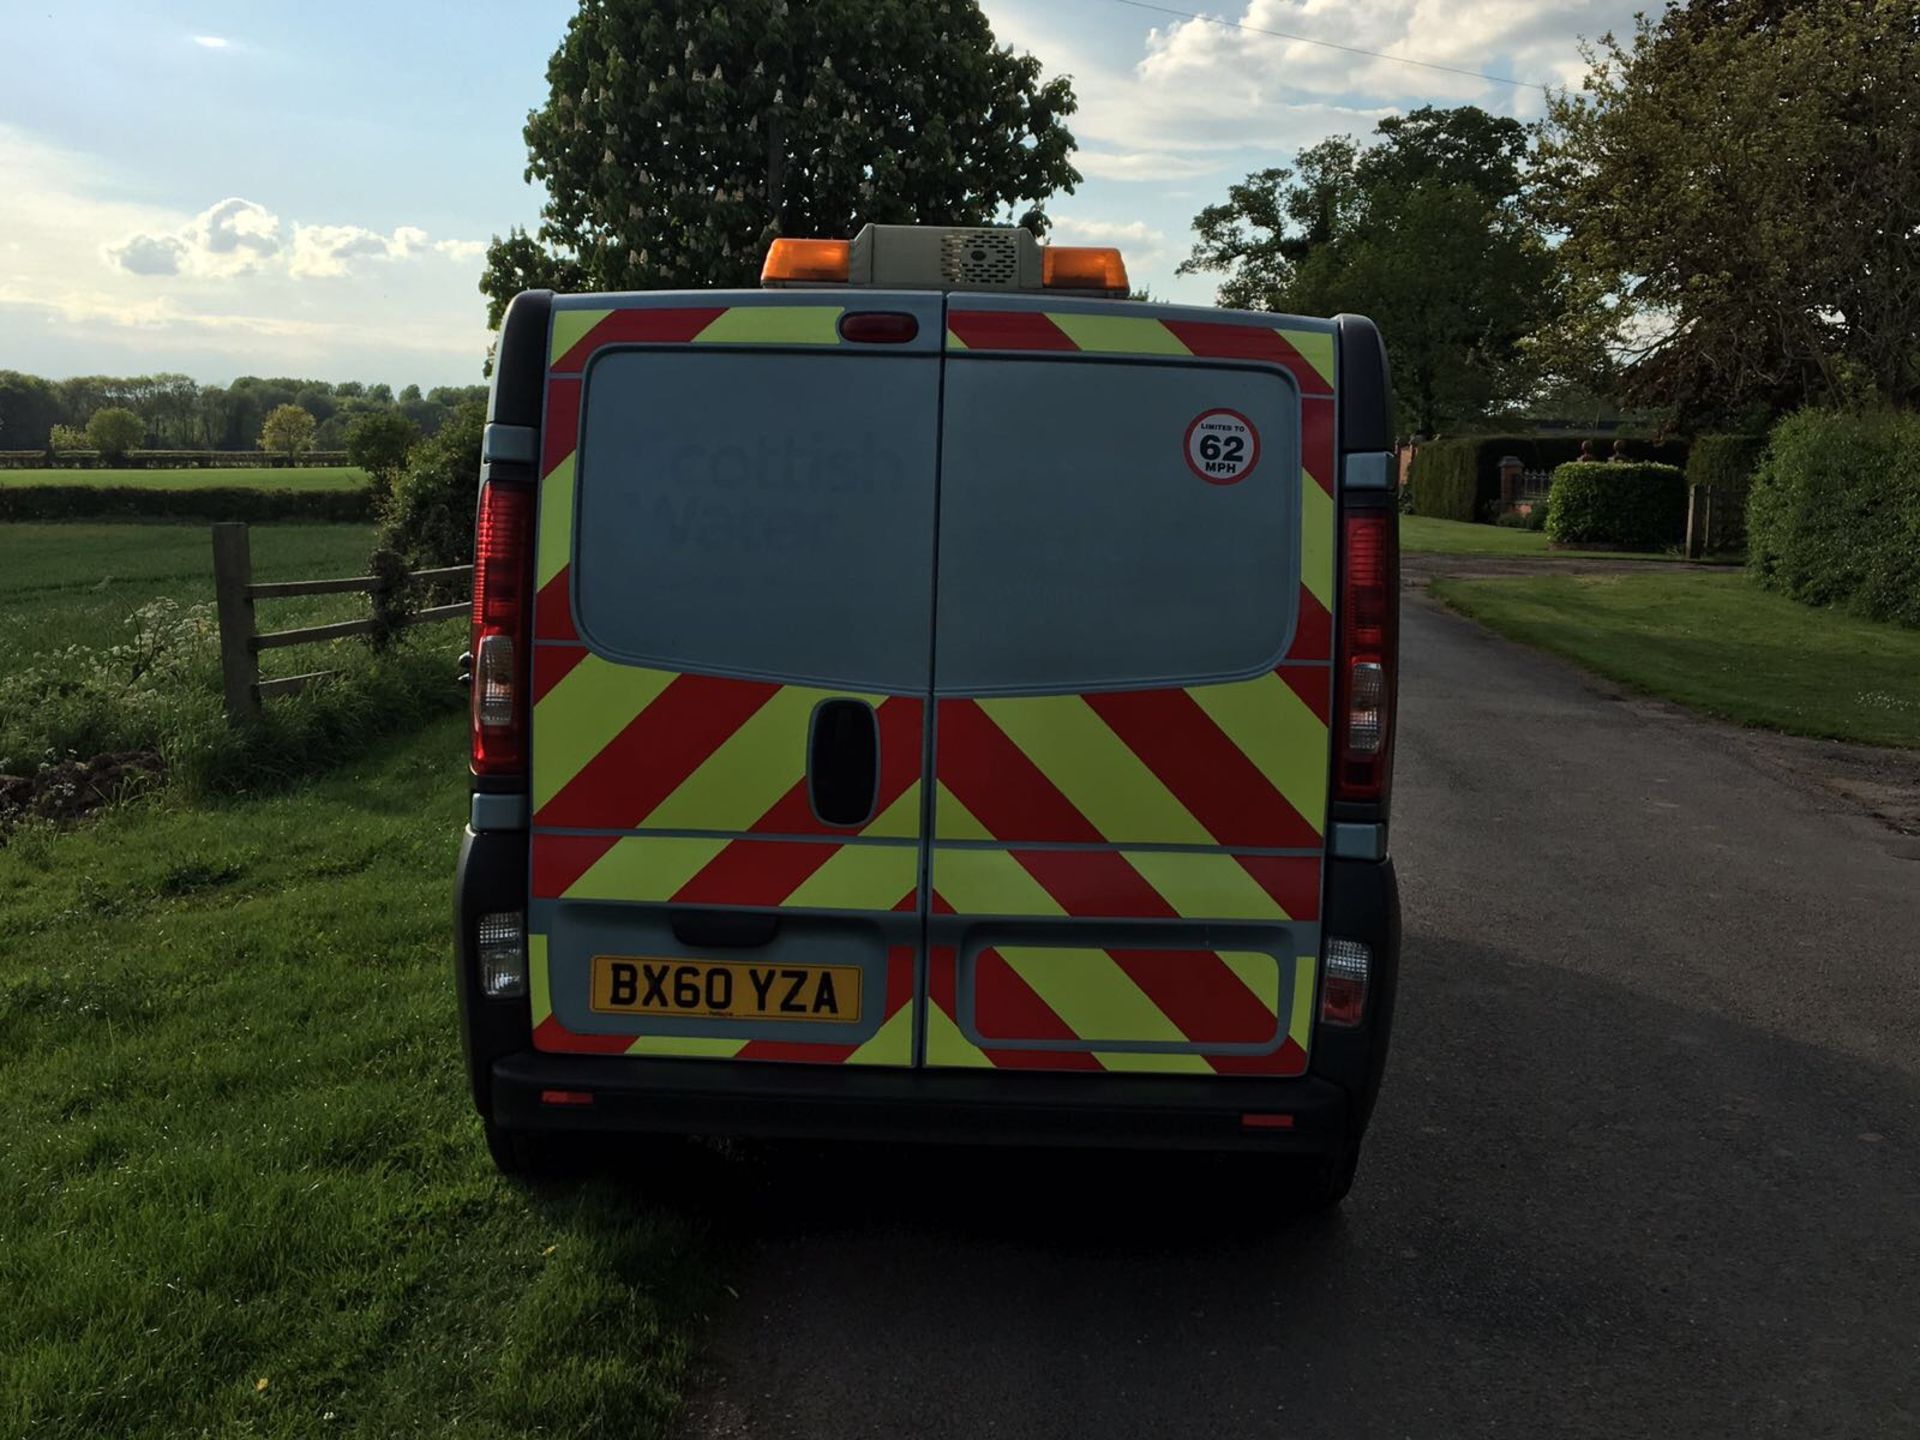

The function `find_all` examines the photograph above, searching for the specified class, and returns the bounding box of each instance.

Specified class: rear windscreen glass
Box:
[934,358,1301,695]
[570,350,938,692]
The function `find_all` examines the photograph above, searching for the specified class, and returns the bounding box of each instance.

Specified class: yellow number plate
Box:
[589,956,862,1023]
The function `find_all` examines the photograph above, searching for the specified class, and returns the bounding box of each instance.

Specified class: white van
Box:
[454,225,1400,1208]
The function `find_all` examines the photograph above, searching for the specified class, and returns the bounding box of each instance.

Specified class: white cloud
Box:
[0,126,494,382]
[192,35,231,49]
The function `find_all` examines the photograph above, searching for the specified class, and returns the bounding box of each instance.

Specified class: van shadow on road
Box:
[534,927,1920,1440]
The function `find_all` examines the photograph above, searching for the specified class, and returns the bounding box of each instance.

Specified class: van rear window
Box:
[934,358,1301,695]
[570,350,938,692]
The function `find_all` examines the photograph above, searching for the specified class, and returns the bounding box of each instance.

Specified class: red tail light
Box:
[1335,509,1398,803]
[470,481,534,776]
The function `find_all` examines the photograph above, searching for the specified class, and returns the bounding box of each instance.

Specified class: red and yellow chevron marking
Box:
[528,933,918,1066]
[922,939,1314,1075]
[549,303,849,374]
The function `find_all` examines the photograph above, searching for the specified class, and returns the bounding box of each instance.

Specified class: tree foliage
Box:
[85,407,145,461]
[375,402,487,570]
[1538,0,1920,425]
[481,0,1081,325]
[1181,107,1578,434]
[346,411,422,498]
[258,404,317,461]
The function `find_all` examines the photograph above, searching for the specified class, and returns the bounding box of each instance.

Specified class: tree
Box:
[0,371,62,451]
[375,401,487,568]
[258,404,317,463]
[48,424,90,454]
[1538,0,1920,424]
[481,0,1081,325]
[347,410,421,498]
[86,407,146,461]
[1181,107,1569,434]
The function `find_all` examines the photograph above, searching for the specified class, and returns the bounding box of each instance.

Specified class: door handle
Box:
[808,698,880,827]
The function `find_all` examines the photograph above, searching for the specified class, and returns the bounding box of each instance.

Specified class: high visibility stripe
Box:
[1302,396,1335,493]
[990,947,1194,1045]
[1122,848,1291,920]
[1278,665,1332,728]
[550,305,728,372]
[978,694,1213,846]
[1301,469,1335,609]
[1219,950,1282,1016]
[1186,670,1329,840]
[1016,848,1175,918]
[930,845,1067,917]
[534,568,578,642]
[536,453,574,589]
[541,379,580,475]
[531,644,588,705]
[923,999,997,1068]
[1046,312,1193,356]
[845,1004,914,1065]
[1287,584,1332,662]
[1279,329,1338,391]
[967,951,1104,1070]
[531,832,620,899]
[777,843,919,911]
[668,836,839,908]
[625,1035,751,1059]
[945,328,969,350]
[530,932,552,1026]
[533,1016,635,1054]
[946,309,1076,351]
[1233,853,1323,921]
[693,305,843,346]
[640,684,839,834]
[549,308,613,369]
[935,699,1103,843]
[1082,686,1320,848]
[531,657,677,814]
[1102,947,1282,1046]
[562,835,731,901]
[535,672,780,830]
[933,781,995,841]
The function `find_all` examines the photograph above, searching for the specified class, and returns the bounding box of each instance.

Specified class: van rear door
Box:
[524,293,943,1066]
[924,296,1338,1075]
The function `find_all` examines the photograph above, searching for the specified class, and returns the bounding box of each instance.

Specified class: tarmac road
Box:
[679,593,1920,1439]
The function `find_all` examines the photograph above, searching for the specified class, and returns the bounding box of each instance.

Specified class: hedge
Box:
[1544,462,1688,549]
[1408,433,1690,523]
[1748,410,1920,628]
[0,450,351,470]
[0,486,374,523]
[1686,434,1768,492]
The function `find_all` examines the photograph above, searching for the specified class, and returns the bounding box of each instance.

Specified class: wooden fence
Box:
[210,521,470,722]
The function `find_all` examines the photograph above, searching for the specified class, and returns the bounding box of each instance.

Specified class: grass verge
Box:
[0,466,367,491]
[0,714,710,1438]
[1401,514,1711,561]
[0,522,464,793]
[1431,571,1920,747]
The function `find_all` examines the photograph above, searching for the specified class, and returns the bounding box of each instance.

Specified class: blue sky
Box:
[0,0,1642,387]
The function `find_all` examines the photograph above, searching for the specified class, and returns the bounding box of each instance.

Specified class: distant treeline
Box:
[0,370,490,454]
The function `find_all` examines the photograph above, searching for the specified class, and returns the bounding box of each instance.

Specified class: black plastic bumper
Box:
[492,1052,1354,1153]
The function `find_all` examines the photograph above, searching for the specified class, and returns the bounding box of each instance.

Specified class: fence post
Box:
[211,522,259,722]
[1684,483,1706,561]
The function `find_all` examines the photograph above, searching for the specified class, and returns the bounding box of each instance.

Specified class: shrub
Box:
[48,424,89,455]
[1407,438,1480,521]
[1687,434,1768,493]
[1524,498,1551,531]
[85,407,145,461]
[346,411,420,500]
[376,400,485,569]
[1544,462,1688,549]
[1748,409,1920,627]
[0,486,372,523]
[1406,432,1690,524]
[1493,509,1532,529]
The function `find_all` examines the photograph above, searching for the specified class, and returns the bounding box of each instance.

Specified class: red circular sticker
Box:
[1184,409,1260,484]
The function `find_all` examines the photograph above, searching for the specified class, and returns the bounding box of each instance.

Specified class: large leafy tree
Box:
[1538,0,1920,425]
[1180,106,1578,434]
[482,0,1081,325]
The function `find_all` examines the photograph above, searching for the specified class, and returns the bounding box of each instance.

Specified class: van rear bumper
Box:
[490,1053,1354,1155]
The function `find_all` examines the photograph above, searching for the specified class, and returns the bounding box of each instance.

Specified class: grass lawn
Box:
[0,714,709,1438]
[1432,571,1920,748]
[1399,514,1711,562]
[0,522,377,668]
[0,466,368,491]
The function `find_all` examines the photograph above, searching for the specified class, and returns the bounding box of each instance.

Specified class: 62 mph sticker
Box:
[1184,409,1260,484]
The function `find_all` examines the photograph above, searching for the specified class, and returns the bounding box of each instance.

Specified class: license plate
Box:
[589,956,862,1023]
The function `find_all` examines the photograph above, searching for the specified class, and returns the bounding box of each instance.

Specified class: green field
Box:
[1432,571,1920,747]
[0,466,368,491]
[0,714,707,1438]
[0,522,377,663]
